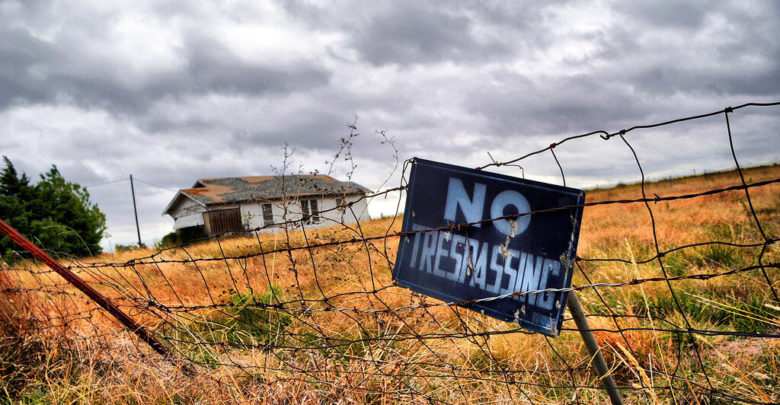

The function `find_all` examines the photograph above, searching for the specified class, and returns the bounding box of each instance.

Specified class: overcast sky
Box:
[1,0,778,250]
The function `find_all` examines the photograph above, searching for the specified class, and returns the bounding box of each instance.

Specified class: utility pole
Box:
[130,174,143,247]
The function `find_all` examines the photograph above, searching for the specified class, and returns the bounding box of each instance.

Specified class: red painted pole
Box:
[0,218,176,362]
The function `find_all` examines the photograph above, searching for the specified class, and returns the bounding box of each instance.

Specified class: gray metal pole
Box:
[130,174,142,247]
[567,292,623,405]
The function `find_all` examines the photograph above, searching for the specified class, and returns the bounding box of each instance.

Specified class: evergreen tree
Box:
[0,157,106,260]
[0,156,30,196]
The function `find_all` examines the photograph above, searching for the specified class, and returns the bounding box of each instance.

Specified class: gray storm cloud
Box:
[1,0,778,247]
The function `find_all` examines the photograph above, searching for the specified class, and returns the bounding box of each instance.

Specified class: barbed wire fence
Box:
[1,102,778,403]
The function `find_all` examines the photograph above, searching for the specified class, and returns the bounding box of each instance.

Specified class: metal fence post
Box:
[567,292,623,405]
[0,219,182,368]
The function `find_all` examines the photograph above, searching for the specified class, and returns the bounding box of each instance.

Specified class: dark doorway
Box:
[203,208,242,236]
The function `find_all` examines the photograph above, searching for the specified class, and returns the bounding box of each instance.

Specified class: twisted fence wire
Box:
[1,103,779,403]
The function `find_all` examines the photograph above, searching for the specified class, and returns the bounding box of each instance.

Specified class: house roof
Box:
[163,174,371,215]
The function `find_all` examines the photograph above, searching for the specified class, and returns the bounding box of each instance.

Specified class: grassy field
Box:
[1,164,778,404]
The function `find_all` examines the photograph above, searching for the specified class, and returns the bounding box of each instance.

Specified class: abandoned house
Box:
[163,175,372,237]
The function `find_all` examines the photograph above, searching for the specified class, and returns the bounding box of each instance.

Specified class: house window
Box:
[262,203,273,226]
[301,199,319,224]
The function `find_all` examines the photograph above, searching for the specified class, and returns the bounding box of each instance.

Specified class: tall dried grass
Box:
[1,164,778,403]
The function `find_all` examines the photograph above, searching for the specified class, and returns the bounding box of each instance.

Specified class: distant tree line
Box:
[0,157,106,260]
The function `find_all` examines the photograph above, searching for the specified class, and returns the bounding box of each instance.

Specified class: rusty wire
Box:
[1,102,779,404]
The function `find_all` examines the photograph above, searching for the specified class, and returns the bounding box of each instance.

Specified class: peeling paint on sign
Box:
[392,158,585,336]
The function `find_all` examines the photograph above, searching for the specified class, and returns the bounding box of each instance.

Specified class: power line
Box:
[132,177,177,192]
[85,177,177,192]
[85,178,127,188]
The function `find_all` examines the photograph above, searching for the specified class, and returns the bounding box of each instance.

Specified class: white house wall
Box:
[173,213,204,230]
[169,198,206,230]
[239,194,371,232]
[169,198,204,219]
[239,203,269,230]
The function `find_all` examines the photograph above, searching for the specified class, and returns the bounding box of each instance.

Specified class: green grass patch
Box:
[172,286,293,368]
[629,286,779,334]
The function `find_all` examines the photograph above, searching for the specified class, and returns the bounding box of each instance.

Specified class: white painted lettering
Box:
[500,249,521,295]
[460,239,480,283]
[513,253,529,303]
[520,255,544,306]
[409,225,424,269]
[470,242,488,290]
[490,190,531,236]
[433,231,449,278]
[487,245,504,294]
[535,259,560,310]
[444,178,486,228]
[421,231,437,273]
[449,234,466,281]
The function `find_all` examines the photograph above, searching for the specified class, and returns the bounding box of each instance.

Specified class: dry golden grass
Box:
[1,164,778,404]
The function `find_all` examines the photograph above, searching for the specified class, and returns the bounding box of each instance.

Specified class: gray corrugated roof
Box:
[177,174,371,207]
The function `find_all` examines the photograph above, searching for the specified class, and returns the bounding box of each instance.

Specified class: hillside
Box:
[1,164,778,404]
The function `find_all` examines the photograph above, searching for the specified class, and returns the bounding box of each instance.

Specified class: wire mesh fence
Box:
[1,102,778,403]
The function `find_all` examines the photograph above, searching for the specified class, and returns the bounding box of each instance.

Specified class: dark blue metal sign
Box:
[393,158,585,336]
